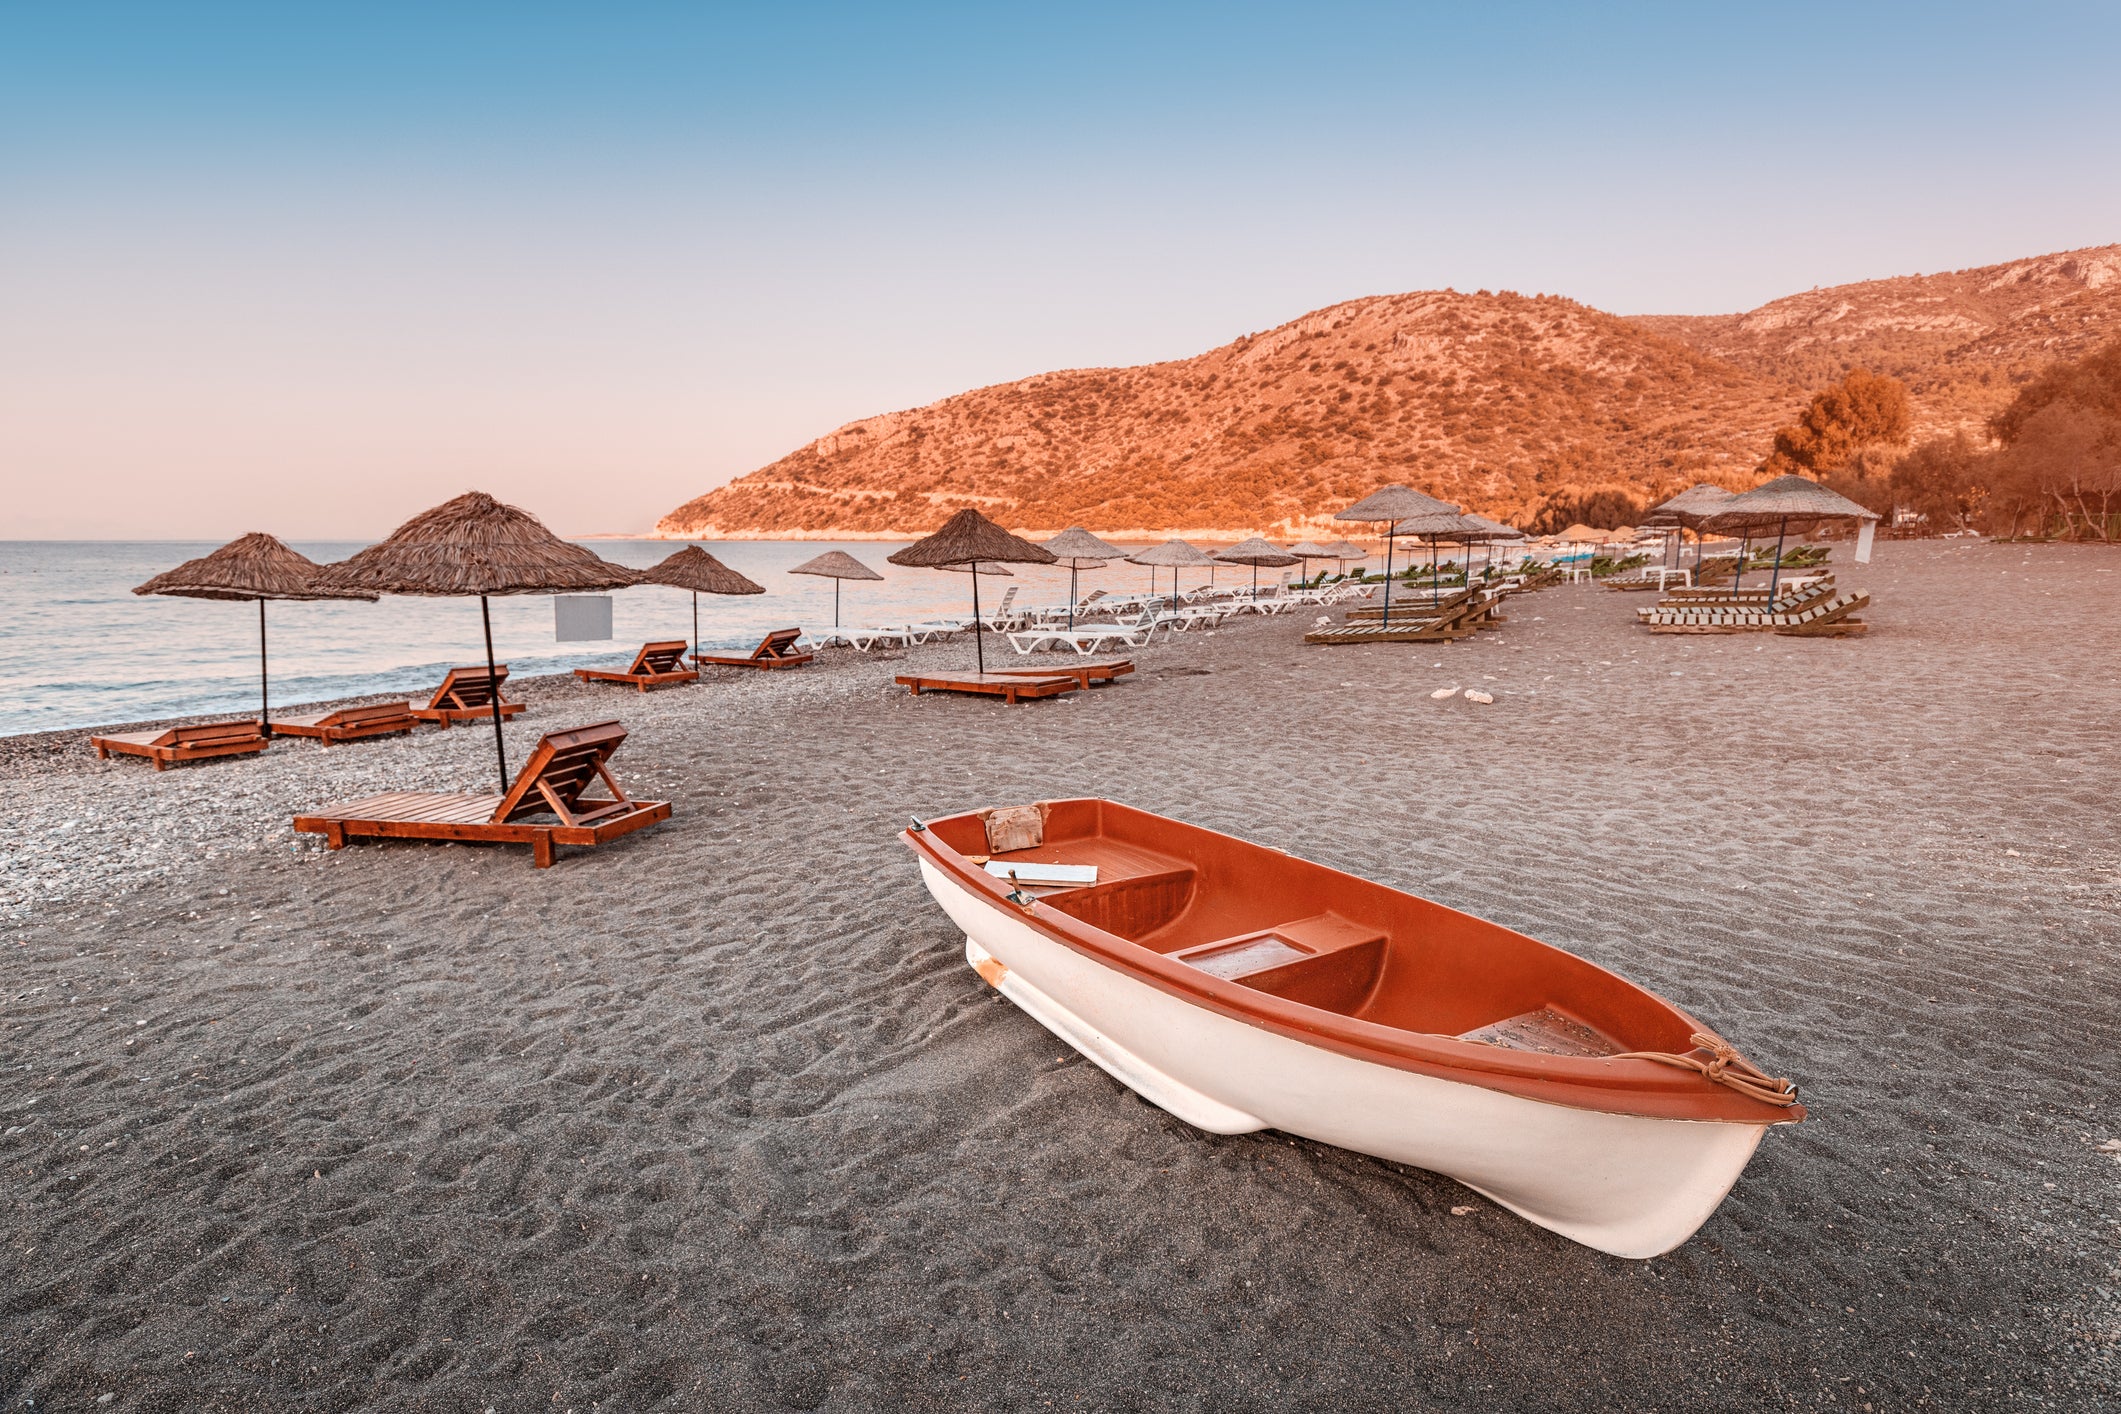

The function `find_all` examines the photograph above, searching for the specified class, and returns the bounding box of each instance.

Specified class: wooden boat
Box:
[902,800,1804,1258]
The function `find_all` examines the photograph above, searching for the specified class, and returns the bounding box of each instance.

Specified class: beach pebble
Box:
[1465,690,1494,704]
[2098,1138,2121,1152]
[1430,687,1457,700]
[1450,1205,1475,1216]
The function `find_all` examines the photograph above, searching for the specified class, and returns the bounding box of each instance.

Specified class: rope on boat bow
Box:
[1609,1032,1800,1108]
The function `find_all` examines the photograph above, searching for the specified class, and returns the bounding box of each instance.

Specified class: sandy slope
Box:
[2,541,2116,1410]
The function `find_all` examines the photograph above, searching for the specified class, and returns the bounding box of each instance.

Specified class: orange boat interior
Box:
[927,799,1704,1059]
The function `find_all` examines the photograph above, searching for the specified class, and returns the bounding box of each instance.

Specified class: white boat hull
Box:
[921,859,1770,1259]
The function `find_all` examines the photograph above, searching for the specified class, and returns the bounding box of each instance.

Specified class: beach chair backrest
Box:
[170,721,262,746]
[328,704,411,729]
[994,586,1018,612]
[493,721,631,825]
[634,641,690,675]
[755,628,805,661]
[429,665,509,711]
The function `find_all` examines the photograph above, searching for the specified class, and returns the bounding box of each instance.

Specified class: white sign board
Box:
[1854,519,1876,564]
[554,595,614,642]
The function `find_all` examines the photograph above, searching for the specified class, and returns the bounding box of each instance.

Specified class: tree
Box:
[1889,433,1986,533]
[1981,336,2121,539]
[1760,368,1912,477]
[1525,489,1645,536]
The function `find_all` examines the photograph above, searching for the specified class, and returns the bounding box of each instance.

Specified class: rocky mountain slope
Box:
[661,245,2121,538]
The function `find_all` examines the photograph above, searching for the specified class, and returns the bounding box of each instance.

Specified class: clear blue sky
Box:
[4,3,2116,537]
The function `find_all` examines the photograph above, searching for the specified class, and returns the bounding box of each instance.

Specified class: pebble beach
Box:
[3,539,2117,1410]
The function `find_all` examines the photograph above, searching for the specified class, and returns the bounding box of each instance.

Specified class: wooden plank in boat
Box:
[1459,1008,1618,1059]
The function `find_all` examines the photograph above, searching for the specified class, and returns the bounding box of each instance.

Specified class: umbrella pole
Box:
[1382,532,1395,628]
[1069,564,1078,631]
[481,594,508,792]
[834,578,841,628]
[1768,516,1789,601]
[971,565,984,675]
[1736,534,1751,590]
[257,597,269,729]
[1430,537,1440,607]
[692,591,700,667]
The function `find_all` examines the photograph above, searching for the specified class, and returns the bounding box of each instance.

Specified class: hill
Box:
[659,245,2121,538]
[1635,245,2121,434]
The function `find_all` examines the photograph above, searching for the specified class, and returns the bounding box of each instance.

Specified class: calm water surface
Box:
[0,540,1238,734]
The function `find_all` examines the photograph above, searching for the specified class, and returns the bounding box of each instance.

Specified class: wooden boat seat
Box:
[1171,911,1388,1013]
[1460,1008,1620,1058]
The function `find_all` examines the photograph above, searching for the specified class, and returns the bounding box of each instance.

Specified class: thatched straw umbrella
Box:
[1645,485,1736,575]
[1391,511,1490,606]
[1283,540,1333,588]
[641,546,763,665]
[1323,539,1370,573]
[1702,474,1878,599]
[315,491,641,790]
[788,550,884,634]
[1214,535,1300,599]
[1460,513,1525,581]
[1125,539,1219,615]
[887,509,1055,674]
[1040,527,1127,630]
[134,533,377,730]
[1334,484,1457,627]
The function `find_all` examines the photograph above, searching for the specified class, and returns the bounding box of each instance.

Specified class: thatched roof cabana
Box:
[789,550,885,632]
[133,533,376,728]
[1333,484,1458,523]
[789,550,885,583]
[888,509,1055,570]
[1041,527,1128,565]
[1214,536,1300,598]
[1333,485,1458,625]
[136,533,375,603]
[1703,474,1880,597]
[316,491,640,789]
[887,510,1055,673]
[641,546,763,597]
[316,491,640,598]
[641,546,764,664]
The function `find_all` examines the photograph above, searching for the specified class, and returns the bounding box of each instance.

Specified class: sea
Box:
[0,540,1236,735]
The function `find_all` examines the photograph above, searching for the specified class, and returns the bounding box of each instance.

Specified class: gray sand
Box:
[3,541,2117,1410]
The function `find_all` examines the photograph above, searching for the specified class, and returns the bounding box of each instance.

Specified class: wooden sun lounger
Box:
[574,640,699,692]
[1307,591,1494,646]
[1645,592,1870,636]
[1304,617,1474,646]
[293,721,671,868]
[1641,583,1836,620]
[269,703,418,745]
[413,666,527,729]
[1656,573,1833,607]
[987,659,1134,689]
[894,672,1079,704]
[694,628,814,670]
[1344,588,1476,622]
[91,720,269,770]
